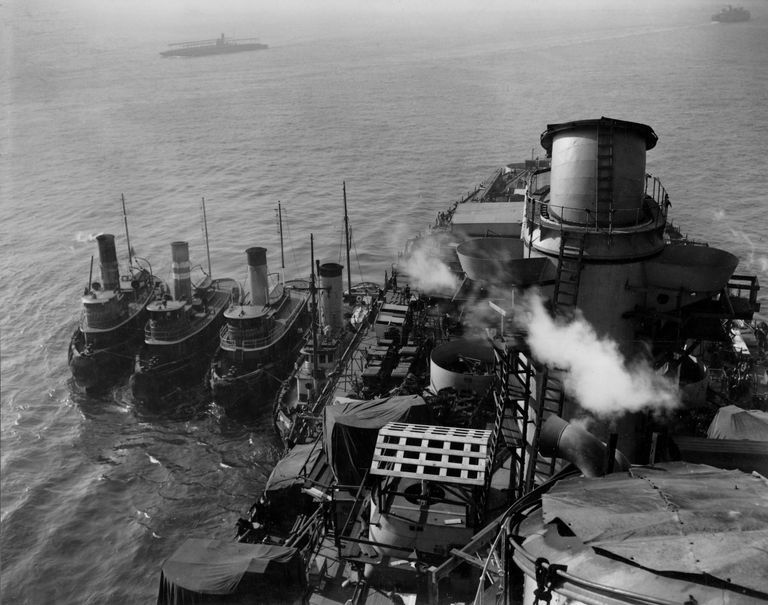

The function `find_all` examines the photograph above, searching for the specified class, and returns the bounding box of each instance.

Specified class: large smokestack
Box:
[319,262,343,333]
[539,415,630,477]
[171,241,191,301]
[96,233,119,291]
[246,247,269,307]
[540,117,657,228]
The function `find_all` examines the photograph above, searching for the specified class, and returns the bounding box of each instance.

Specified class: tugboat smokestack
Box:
[96,233,119,291]
[246,247,269,307]
[319,262,343,334]
[171,241,192,301]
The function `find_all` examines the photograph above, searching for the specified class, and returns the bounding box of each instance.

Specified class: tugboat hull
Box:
[68,325,144,392]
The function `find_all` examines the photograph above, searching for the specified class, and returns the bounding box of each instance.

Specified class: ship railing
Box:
[525,173,669,234]
[226,37,262,45]
[727,274,761,313]
[218,296,305,350]
[144,320,192,342]
[431,468,580,605]
[80,294,129,330]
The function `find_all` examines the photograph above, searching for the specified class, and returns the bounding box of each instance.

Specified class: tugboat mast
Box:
[121,193,133,267]
[278,201,285,270]
[309,234,321,390]
[343,182,352,297]
[201,197,212,276]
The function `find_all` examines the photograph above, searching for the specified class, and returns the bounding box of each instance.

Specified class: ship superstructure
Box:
[158,118,766,604]
[160,34,268,57]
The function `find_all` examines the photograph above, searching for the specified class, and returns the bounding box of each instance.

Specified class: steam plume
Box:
[399,233,459,294]
[517,290,680,417]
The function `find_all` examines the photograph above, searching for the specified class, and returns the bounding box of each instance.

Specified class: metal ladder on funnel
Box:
[524,230,586,491]
[596,119,615,232]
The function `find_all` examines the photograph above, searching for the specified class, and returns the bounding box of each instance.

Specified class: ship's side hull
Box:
[160,43,268,57]
[68,315,146,391]
[210,294,310,413]
[129,283,235,404]
[209,323,308,412]
[129,327,220,404]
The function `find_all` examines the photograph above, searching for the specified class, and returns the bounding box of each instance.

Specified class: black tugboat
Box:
[129,240,237,404]
[209,247,311,413]
[68,233,163,391]
[274,203,380,445]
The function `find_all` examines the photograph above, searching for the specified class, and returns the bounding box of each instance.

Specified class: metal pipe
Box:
[246,247,268,307]
[171,241,192,301]
[96,233,119,291]
[539,415,629,478]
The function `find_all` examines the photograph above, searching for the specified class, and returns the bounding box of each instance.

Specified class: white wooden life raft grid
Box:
[370,422,492,486]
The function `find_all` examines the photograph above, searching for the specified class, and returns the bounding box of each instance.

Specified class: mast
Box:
[278,201,285,270]
[343,182,352,296]
[201,197,212,276]
[121,194,133,267]
[309,235,320,389]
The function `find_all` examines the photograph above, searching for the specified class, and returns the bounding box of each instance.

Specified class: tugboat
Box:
[159,117,766,604]
[129,240,237,404]
[712,5,750,22]
[209,247,311,414]
[68,233,163,392]
[273,235,380,445]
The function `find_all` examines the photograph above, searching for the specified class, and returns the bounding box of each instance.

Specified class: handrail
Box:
[219,293,306,350]
[144,320,191,342]
[80,285,157,331]
[524,173,669,233]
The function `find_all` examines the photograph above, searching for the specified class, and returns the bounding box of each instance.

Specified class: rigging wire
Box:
[279,205,300,271]
[336,218,367,288]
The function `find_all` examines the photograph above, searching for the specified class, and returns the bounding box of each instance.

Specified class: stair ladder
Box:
[481,347,531,517]
[523,367,567,491]
[552,231,586,315]
[488,342,541,502]
[522,231,586,491]
[596,119,615,231]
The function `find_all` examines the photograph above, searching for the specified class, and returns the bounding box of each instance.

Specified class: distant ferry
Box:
[712,5,750,22]
[160,34,268,57]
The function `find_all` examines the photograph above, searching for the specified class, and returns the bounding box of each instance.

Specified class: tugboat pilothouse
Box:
[209,247,310,413]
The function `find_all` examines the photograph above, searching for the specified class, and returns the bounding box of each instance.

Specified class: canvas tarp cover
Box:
[541,462,768,596]
[323,394,430,485]
[157,538,305,605]
[707,404,768,441]
[265,441,321,492]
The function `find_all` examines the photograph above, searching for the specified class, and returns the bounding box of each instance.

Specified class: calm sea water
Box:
[2,0,767,602]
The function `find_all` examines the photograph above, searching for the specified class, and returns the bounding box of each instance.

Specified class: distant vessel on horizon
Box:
[712,5,750,22]
[160,34,268,57]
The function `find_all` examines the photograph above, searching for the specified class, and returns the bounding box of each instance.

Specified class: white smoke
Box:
[517,290,680,417]
[399,235,460,294]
